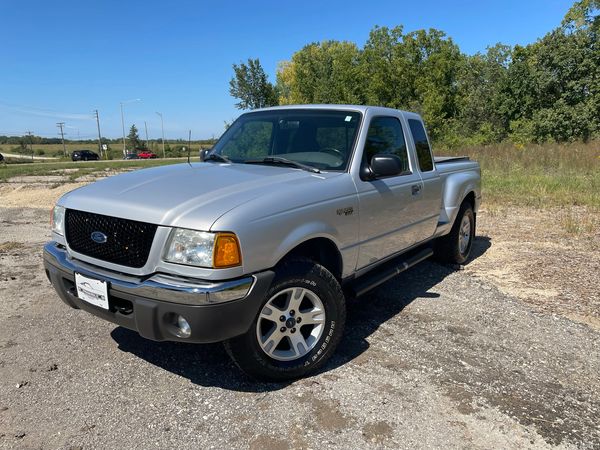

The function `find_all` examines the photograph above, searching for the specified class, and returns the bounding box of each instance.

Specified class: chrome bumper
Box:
[43,242,254,305]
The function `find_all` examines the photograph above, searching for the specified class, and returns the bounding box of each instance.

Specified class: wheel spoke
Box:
[289,332,308,357]
[300,310,325,325]
[260,327,285,356]
[259,304,282,322]
[287,287,305,312]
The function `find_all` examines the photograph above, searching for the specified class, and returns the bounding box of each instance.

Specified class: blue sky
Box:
[0,0,573,140]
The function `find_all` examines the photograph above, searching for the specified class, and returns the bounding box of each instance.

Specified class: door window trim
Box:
[360,115,413,180]
[407,118,435,173]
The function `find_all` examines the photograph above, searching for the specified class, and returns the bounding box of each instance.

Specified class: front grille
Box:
[65,209,158,268]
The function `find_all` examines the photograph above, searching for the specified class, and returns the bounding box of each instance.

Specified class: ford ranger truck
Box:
[44,105,481,381]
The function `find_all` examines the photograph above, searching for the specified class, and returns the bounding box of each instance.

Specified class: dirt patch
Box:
[468,206,600,330]
[249,435,289,450]
[0,241,24,253]
[0,182,87,208]
[299,393,353,432]
[362,420,394,444]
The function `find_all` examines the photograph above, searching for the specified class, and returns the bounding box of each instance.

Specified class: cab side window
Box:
[408,119,434,172]
[363,117,409,173]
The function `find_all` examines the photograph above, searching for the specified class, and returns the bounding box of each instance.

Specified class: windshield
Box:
[210,109,362,171]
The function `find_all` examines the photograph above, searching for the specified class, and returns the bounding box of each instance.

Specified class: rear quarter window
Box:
[408,119,434,172]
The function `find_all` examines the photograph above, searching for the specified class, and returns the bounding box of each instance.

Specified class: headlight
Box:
[51,205,65,236]
[163,228,241,268]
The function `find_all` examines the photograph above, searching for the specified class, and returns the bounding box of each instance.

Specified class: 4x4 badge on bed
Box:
[91,231,108,244]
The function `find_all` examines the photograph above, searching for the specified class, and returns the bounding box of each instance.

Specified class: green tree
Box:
[237,0,600,145]
[229,58,278,109]
[562,0,600,28]
[455,44,512,144]
[401,29,464,140]
[359,26,411,108]
[127,124,144,150]
[277,40,363,105]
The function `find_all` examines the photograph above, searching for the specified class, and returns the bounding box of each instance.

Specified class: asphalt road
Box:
[0,207,599,449]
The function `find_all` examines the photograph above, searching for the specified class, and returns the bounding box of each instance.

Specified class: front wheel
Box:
[224,259,346,381]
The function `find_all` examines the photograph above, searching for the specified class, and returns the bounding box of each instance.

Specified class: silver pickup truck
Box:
[44,105,481,381]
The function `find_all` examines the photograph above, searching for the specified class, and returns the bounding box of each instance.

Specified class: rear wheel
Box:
[434,202,475,264]
[224,259,346,381]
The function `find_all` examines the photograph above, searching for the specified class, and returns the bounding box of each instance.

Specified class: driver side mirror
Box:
[366,153,404,179]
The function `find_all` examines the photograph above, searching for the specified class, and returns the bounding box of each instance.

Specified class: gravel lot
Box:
[0,182,599,449]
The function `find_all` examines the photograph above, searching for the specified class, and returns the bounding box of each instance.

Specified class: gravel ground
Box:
[0,192,599,449]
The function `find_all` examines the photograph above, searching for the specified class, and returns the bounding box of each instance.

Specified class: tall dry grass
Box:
[439,141,600,208]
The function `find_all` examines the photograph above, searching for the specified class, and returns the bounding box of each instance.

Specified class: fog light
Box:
[175,315,191,338]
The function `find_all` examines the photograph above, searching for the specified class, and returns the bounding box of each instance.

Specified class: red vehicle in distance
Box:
[137,150,158,159]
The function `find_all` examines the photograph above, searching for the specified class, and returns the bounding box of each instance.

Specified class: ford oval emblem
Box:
[91,231,108,244]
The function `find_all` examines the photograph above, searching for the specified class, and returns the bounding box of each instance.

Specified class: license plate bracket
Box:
[75,273,109,310]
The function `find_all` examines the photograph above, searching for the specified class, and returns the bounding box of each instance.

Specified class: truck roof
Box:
[252,104,423,121]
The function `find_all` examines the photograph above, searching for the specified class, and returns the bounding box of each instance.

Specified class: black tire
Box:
[434,202,475,264]
[224,259,346,382]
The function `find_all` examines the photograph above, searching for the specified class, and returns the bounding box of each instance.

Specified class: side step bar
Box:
[347,247,434,297]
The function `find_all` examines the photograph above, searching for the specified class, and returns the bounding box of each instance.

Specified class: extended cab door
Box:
[406,117,442,243]
[355,115,434,270]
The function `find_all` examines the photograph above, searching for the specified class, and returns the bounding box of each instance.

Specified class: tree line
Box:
[229,0,598,147]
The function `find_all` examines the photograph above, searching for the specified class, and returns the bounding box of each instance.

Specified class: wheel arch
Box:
[276,236,343,281]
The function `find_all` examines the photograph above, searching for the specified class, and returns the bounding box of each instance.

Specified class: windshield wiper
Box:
[245,156,320,173]
[204,153,231,163]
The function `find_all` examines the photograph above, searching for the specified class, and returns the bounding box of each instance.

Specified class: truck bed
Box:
[434,156,470,164]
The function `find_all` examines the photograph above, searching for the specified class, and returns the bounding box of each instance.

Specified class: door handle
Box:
[411,184,422,195]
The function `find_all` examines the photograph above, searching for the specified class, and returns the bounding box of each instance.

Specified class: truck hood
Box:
[59,162,341,230]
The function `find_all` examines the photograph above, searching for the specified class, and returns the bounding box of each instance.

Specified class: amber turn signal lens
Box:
[213,233,242,268]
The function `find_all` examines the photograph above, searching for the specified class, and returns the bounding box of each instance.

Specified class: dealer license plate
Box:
[75,273,109,310]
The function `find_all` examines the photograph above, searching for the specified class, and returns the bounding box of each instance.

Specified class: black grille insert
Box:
[65,209,158,268]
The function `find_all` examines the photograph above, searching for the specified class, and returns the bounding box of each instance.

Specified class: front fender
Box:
[274,222,342,264]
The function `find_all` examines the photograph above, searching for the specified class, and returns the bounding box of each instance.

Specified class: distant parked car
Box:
[137,150,158,159]
[124,153,139,160]
[72,150,100,161]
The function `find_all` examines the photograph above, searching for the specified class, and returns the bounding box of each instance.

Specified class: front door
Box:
[355,116,427,270]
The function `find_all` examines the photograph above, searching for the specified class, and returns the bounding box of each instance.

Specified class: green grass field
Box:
[0,158,187,182]
[442,141,600,208]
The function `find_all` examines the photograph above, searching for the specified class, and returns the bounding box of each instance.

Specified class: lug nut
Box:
[296,317,302,323]
[291,328,296,333]
[280,327,286,332]
[279,315,285,322]
[289,310,295,316]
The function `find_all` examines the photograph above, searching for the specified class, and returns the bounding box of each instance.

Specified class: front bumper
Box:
[43,242,274,343]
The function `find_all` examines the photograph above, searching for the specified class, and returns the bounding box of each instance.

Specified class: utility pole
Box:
[94,110,103,159]
[144,121,149,149]
[25,131,34,161]
[188,129,192,152]
[56,122,66,157]
[120,102,126,157]
[156,112,165,158]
